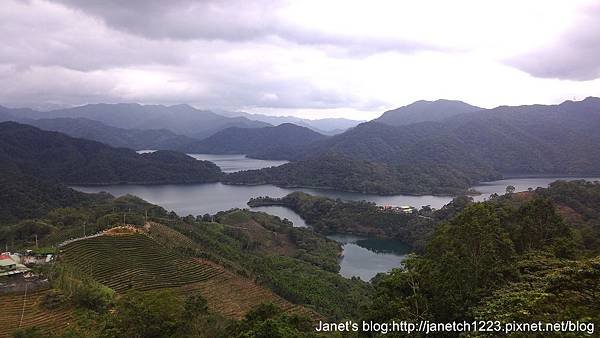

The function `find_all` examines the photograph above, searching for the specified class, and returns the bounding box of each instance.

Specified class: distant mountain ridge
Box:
[232,97,600,194]
[2,103,271,140]
[182,123,327,155]
[19,117,198,151]
[214,110,363,135]
[374,99,483,126]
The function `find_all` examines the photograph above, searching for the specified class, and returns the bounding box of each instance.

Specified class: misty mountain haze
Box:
[11,103,271,139]
[215,110,364,135]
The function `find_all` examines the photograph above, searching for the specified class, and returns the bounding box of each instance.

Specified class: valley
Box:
[2,98,600,337]
[3,2,600,336]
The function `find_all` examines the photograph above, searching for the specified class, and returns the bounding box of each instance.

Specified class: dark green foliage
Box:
[41,290,68,310]
[364,181,600,327]
[227,153,483,195]
[250,192,444,251]
[536,180,600,255]
[12,327,48,338]
[182,123,326,155]
[0,121,223,185]
[49,265,116,312]
[233,303,320,338]
[243,98,600,194]
[0,171,107,224]
[167,209,372,320]
[255,255,371,320]
[424,203,516,320]
[508,198,575,257]
[1,193,167,249]
[104,290,186,338]
[473,254,600,325]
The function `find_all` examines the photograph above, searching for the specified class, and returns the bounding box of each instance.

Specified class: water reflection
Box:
[327,234,409,281]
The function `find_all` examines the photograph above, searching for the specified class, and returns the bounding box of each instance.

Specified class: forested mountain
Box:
[0,122,223,185]
[214,110,363,135]
[242,97,600,194]
[0,171,110,224]
[4,103,271,139]
[374,99,483,126]
[183,123,327,154]
[18,117,197,151]
[225,154,491,195]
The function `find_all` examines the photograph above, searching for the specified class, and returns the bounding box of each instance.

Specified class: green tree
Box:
[425,203,516,320]
[234,303,317,338]
[104,290,185,338]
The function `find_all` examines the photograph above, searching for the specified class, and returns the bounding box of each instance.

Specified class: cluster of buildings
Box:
[0,251,54,277]
[378,205,416,214]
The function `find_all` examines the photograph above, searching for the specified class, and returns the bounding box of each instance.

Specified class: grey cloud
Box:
[507,4,600,81]
[0,0,190,72]
[54,0,438,55]
[55,0,285,41]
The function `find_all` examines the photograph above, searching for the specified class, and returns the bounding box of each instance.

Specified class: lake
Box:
[327,234,410,281]
[188,154,288,173]
[137,151,288,173]
[74,154,600,281]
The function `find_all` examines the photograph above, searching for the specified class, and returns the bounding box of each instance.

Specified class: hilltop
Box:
[374,99,483,126]
[235,98,600,194]
[0,121,223,185]
[182,123,327,155]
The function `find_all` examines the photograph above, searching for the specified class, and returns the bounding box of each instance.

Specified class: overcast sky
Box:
[1,0,600,119]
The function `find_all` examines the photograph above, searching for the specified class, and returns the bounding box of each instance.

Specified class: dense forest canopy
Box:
[0,121,223,186]
[235,98,600,194]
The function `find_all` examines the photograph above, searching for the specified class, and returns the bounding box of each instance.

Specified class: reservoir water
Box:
[73,154,600,281]
[188,154,288,173]
[327,234,410,281]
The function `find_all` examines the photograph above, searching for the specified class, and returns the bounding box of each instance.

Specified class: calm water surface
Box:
[327,234,410,281]
[75,155,600,281]
[188,154,288,173]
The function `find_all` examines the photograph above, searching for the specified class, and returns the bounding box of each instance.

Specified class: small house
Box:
[0,254,30,277]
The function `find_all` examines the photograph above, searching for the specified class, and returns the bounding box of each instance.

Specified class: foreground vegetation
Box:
[2,179,600,337]
[364,180,600,336]
[0,188,369,336]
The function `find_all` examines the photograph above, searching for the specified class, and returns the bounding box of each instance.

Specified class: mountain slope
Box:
[215,110,363,135]
[8,103,271,139]
[234,98,600,194]
[0,121,223,185]
[374,99,483,126]
[21,117,197,150]
[184,123,327,154]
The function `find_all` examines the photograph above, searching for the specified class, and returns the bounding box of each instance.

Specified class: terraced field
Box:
[60,233,225,292]
[0,289,73,338]
[59,232,313,319]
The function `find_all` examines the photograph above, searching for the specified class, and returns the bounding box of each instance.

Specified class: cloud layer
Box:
[1,0,599,119]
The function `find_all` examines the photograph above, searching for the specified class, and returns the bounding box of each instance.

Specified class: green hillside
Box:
[0,121,223,185]
[238,98,600,194]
